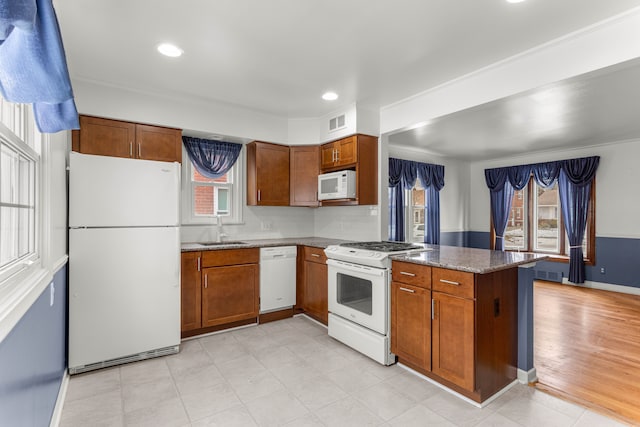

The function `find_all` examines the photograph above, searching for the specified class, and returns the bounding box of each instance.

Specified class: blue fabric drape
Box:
[417,163,445,244]
[485,156,599,282]
[389,158,445,243]
[182,137,242,179]
[485,168,515,251]
[388,158,407,241]
[0,0,79,132]
[557,156,599,283]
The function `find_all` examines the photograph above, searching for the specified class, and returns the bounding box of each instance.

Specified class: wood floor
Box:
[534,281,640,425]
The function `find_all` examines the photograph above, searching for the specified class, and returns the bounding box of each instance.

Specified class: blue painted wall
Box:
[0,265,67,427]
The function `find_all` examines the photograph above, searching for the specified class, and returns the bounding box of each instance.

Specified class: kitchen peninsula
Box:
[390,245,547,404]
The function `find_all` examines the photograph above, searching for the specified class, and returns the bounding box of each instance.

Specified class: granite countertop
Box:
[181,237,353,252]
[392,245,548,274]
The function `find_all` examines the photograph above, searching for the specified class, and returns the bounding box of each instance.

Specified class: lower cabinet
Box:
[180,248,259,337]
[390,261,518,403]
[299,246,328,324]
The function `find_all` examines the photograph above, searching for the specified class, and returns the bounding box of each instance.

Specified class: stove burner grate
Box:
[339,241,422,252]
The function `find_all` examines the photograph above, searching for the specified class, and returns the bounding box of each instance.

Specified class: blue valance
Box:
[182,137,242,179]
[0,0,79,132]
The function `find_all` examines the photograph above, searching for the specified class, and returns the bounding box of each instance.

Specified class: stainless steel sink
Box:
[198,241,247,246]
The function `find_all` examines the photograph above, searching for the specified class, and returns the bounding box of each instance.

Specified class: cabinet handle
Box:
[399,287,415,293]
[257,189,261,202]
[197,256,201,272]
[439,279,460,286]
[129,142,133,157]
[311,253,320,257]
[138,143,141,158]
[400,271,416,277]
[204,274,208,289]
[432,299,435,320]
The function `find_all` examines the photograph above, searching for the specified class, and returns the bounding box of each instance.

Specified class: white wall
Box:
[314,206,380,241]
[468,138,640,239]
[73,79,289,143]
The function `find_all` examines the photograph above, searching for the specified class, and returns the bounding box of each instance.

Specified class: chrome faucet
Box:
[216,216,227,243]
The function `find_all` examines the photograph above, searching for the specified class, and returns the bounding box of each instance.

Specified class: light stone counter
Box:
[392,244,548,274]
[181,237,353,252]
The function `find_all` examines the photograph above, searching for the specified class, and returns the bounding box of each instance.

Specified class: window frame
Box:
[490,178,596,265]
[0,104,41,285]
[181,146,244,225]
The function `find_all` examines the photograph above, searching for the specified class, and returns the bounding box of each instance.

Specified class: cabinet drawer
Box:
[201,248,259,268]
[392,261,431,289]
[432,268,475,299]
[304,246,327,264]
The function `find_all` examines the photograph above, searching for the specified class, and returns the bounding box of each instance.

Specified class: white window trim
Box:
[181,145,244,225]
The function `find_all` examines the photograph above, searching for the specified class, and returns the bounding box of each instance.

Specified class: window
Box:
[495,178,595,263]
[182,147,243,224]
[0,99,40,283]
[409,181,425,243]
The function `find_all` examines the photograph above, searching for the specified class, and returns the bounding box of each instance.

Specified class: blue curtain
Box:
[182,137,242,179]
[558,157,599,283]
[485,156,599,281]
[389,158,445,243]
[0,0,79,132]
[485,168,515,251]
[417,163,445,244]
[388,158,406,241]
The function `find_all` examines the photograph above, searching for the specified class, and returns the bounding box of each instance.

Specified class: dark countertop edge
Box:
[181,237,353,252]
[391,247,549,274]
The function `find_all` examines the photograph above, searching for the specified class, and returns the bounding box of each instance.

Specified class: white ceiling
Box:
[54,1,640,158]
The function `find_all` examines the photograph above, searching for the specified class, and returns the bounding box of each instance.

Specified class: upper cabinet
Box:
[320,134,378,206]
[246,141,290,206]
[290,145,320,207]
[73,115,182,163]
[320,135,357,170]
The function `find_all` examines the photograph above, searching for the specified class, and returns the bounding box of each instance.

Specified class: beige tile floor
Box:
[59,316,625,427]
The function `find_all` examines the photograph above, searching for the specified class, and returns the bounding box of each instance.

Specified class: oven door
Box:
[327,259,389,335]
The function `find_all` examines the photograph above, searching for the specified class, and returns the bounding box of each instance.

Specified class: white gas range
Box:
[324,241,427,365]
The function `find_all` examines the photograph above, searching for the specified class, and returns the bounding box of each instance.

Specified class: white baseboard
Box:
[49,370,69,427]
[518,367,538,384]
[561,278,640,296]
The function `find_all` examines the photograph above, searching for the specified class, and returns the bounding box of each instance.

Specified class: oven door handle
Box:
[326,259,386,277]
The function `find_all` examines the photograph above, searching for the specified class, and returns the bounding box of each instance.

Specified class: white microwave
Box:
[318,170,356,200]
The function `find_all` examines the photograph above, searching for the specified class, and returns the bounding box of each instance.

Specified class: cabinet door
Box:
[77,116,136,159]
[432,292,475,391]
[248,142,290,206]
[335,136,357,167]
[135,124,182,163]
[180,252,202,332]
[320,143,336,169]
[391,282,431,371]
[202,264,258,327]
[290,145,319,206]
[303,260,328,324]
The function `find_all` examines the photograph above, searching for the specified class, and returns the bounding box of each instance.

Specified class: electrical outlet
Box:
[261,221,272,231]
[600,267,605,274]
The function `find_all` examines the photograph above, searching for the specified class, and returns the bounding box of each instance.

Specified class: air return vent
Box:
[328,114,346,132]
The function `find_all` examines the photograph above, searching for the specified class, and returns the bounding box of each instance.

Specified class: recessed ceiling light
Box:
[322,91,338,101]
[157,43,183,58]
[506,0,526,3]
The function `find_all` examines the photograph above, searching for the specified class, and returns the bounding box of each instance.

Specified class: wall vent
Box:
[328,114,346,132]
[534,269,563,283]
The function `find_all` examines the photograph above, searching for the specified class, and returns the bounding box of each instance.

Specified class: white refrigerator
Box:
[68,152,181,374]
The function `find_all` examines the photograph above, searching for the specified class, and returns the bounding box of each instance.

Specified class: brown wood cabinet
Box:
[299,246,328,324]
[180,248,259,337]
[180,251,202,332]
[390,262,519,403]
[320,136,357,169]
[319,134,378,206]
[290,145,320,207]
[73,115,182,163]
[391,261,432,371]
[246,141,290,206]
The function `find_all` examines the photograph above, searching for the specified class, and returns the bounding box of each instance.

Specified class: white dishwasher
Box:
[259,246,297,313]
